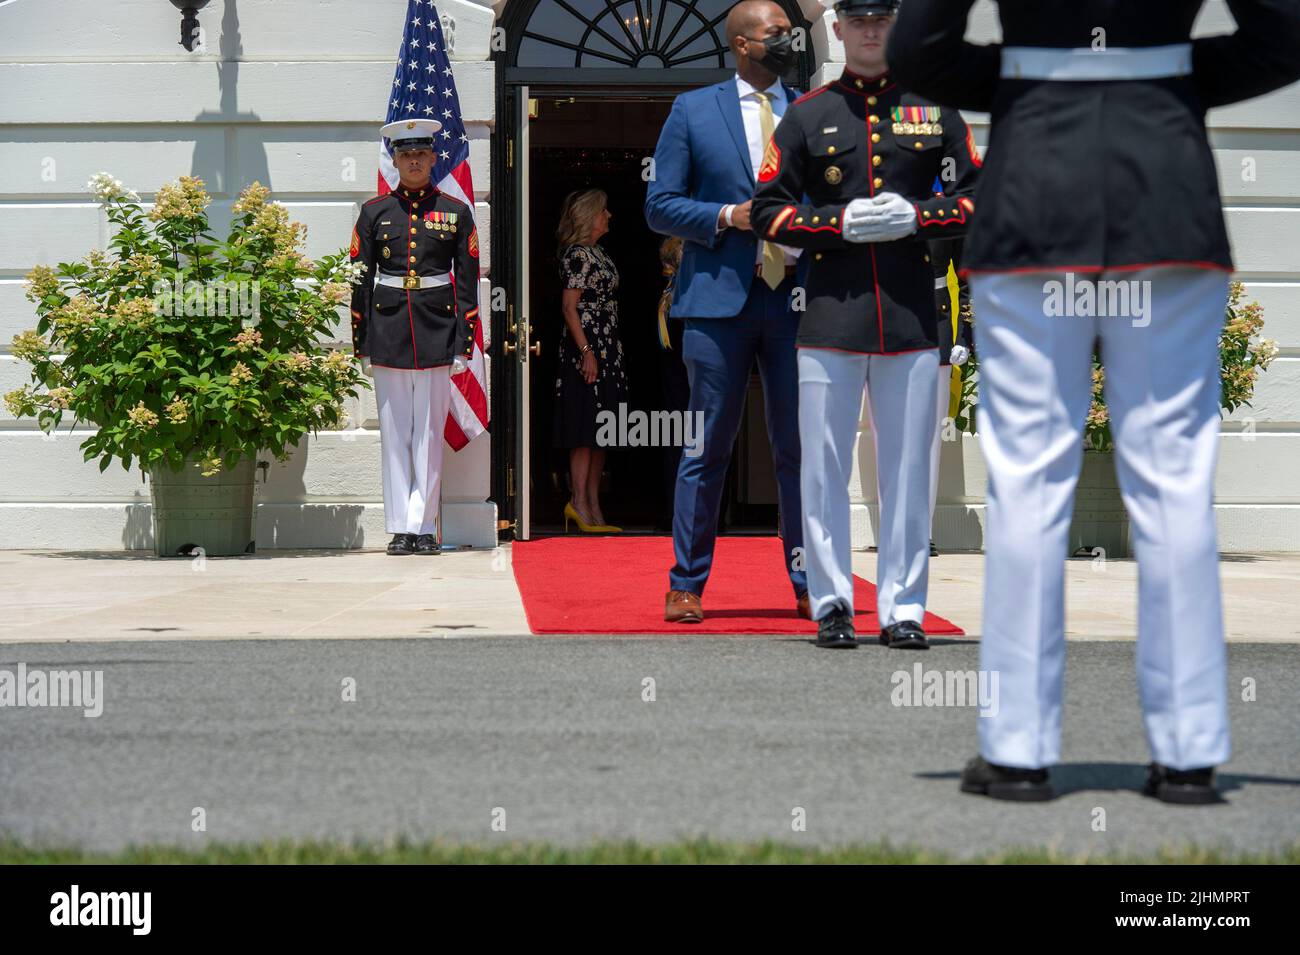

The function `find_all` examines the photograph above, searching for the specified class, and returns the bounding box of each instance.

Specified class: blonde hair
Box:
[556,188,608,255]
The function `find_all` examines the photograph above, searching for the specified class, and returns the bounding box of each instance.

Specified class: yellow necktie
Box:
[755,91,786,290]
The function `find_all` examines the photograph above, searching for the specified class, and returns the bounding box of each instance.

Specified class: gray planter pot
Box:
[147,456,256,557]
[1068,449,1131,559]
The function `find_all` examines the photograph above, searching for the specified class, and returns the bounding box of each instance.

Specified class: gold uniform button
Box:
[915,142,925,149]
[869,114,879,124]
[409,256,416,262]
[795,217,803,224]
[409,269,416,276]
[871,133,881,143]
[924,254,931,262]
[873,155,882,166]
[409,241,416,249]
[411,215,418,222]
[410,228,417,234]
[867,96,877,106]
[814,252,823,260]
[923,210,931,217]
[953,208,960,215]
[873,177,883,188]
[828,145,836,154]
[812,215,819,223]
[830,217,837,225]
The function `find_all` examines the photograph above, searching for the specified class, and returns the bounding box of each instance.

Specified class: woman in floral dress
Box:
[554,188,628,532]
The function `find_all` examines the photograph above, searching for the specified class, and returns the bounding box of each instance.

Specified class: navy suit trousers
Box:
[669,273,806,597]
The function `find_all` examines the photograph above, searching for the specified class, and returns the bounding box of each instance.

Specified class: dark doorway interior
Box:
[527,93,778,535]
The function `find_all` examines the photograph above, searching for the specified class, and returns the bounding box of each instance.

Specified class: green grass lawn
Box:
[4,839,1298,864]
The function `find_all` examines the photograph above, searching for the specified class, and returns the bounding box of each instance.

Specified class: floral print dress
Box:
[553,242,629,448]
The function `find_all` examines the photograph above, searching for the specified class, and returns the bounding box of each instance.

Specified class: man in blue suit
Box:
[646,0,809,624]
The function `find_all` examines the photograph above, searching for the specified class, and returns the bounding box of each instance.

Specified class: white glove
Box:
[359,356,373,378]
[949,344,969,367]
[843,192,919,243]
[450,355,469,376]
[842,198,877,242]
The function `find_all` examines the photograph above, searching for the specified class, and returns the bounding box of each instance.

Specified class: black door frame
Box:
[489,1,816,537]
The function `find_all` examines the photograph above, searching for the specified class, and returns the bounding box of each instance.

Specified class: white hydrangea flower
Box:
[87,171,140,203]
[329,258,368,286]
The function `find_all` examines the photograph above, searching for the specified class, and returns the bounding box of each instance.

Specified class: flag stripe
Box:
[382,0,489,451]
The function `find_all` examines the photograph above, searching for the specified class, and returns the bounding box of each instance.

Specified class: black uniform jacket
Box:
[930,236,972,366]
[887,0,1300,274]
[750,67,981,354]
[349,184,481,369]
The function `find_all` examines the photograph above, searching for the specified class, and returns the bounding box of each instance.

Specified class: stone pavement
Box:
[0,545,1297,643]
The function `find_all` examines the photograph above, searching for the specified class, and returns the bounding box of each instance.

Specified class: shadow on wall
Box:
[193,0,270,201]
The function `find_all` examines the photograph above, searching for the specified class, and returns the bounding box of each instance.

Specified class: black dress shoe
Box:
[386,533,416,555]
[880,619,929,649]
[959,755,1054,802]
[815,607,857,649]
[414,533,441,555]
[1142,763,1219,805]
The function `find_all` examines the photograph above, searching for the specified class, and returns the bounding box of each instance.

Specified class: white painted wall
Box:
[0,0,499,550]
[2,0,1297,552]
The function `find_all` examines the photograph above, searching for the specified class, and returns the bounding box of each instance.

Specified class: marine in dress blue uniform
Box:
[889,0,1300,802]
[350,119,481,556]
[750,0,979,649]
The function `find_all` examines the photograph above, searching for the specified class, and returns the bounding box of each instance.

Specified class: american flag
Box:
[381,0,488,451]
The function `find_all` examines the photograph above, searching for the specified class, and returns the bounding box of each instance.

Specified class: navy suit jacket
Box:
[645,77,803,319]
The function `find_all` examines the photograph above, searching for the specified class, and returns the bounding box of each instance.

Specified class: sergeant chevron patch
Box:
[758,138,781,182]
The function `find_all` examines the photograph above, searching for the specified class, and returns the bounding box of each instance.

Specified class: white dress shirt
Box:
[719,73,800,265]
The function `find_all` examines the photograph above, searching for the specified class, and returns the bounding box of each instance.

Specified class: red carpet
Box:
[512,536,966,636]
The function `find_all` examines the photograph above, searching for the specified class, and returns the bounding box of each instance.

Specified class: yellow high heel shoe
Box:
[564,501,604,534]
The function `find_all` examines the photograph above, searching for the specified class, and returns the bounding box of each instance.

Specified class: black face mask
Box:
[746,31,795,76]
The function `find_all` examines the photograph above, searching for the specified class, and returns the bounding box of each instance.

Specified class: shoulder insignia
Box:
[467,225,479,259]
[757,138,781,183]
[965,125,983,167]
[350,228,360,258]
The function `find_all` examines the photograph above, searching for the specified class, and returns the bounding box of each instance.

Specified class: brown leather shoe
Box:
[664,589,704,624]
[796,592,812,620]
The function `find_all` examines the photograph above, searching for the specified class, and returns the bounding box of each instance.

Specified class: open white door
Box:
[506,86,537,539]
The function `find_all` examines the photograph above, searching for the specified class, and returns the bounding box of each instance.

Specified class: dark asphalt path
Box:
[0,638,1296,857]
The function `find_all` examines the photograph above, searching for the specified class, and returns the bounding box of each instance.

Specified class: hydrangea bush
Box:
[955,281,1277,453]
[6,173,367,476]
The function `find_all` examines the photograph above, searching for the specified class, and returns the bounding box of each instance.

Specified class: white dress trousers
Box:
[372,365,451,536]
[971,266,1232,770]
[799,346,939,625]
